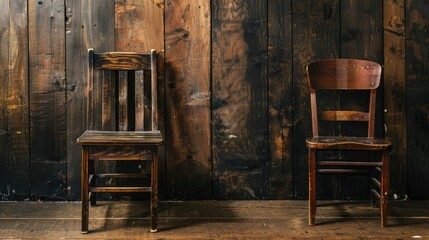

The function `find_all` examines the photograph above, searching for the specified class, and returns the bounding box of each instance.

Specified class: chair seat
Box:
[306,136,391,151]
[77,130,163,145]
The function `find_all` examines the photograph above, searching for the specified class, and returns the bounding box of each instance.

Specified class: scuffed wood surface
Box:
[0,201,429,238]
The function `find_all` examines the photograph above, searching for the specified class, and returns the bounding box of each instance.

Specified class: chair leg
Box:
[150,150,158,232]
[308,149,317,226]
[90,159,96,207]
[380,150,390,227]
[81,146,89,233]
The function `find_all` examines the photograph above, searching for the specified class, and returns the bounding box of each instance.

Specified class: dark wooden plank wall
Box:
[29,0,67,200]
[406,0,429,200]
[0,0,428,201]
[0,0,30,200]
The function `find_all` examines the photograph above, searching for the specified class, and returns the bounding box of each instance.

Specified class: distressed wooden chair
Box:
[305,59,392,227]
[77,49,163,233]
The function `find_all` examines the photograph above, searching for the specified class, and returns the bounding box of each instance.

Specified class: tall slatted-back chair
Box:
[305,59,392,227]
[77,49,163,233]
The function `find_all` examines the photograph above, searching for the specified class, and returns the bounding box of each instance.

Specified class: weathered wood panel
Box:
[66,0,115,200]
[29,0,67,200]
[292,0,340,200]
[267,0,293,199]
[384,0,407,200]
[212,0,268,199]
[0,0,10,200]
[115,0,165,198]
[406,0,429,199]
[340,0,383,200]
[165,1,211,199]
[0,0,30,200]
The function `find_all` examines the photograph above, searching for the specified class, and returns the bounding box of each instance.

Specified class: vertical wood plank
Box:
[114,0,165,198]
[267,0,293,199]
[292,0,340,199]
[165,0,211,199]
[212,0,268,199]
[0,0,10,200]
[1,0,30,200]
[406,0,429,199]
[340,0,383,200]
[66,0,115,200]
[29,0,67,200]
[384,0,407,200]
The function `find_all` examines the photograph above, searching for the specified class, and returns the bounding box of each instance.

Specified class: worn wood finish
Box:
[165,0,211,199]
[406,0,429,199]
[306,59,392,227]
[212,0,268,199]
[2,201,429,239]
[267,0,294,199]
[384,0,407,200]
[66,0,115,200]
[1,1,429,201]
[0,0,10,200]
[28,0,67,200]
[292,0,341,200]
[0,0,30,200]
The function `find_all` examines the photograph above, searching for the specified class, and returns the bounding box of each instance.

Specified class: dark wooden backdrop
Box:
[0,0,427,201]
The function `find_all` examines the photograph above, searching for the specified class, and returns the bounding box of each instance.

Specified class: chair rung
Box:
[371,189,381,199]
[317,169,368,174]
[95,173,149,179]
[371,177,381,189]
[90,187,151,193]
[317,161,382,167]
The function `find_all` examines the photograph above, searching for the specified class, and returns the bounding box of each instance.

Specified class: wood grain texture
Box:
[0,0,10,200]
[66,0,115,200]
[165,0,211,199]
[340,0,383,200]
[29,0,67,200]
[267,0,293,199]
[0,0,30,200]
[292,0,340,200]
[406,0,429,199]
[384,0,407,200]
[212,0,268,199]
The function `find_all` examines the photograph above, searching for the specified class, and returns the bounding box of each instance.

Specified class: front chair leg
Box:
[150,150,158,232]
[81,146,89,233]
[308,149,317,225]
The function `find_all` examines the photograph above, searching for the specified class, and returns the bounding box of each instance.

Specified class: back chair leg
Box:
[308,149,317,225]
[150,150,158,233]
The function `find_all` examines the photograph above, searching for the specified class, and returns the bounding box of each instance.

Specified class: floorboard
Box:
[0,201,428,239]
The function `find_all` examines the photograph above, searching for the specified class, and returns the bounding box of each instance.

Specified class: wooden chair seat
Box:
[77,130,163,145]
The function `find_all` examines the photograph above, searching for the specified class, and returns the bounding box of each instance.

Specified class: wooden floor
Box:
[0,200,428,239]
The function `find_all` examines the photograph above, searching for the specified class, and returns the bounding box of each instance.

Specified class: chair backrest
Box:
[306,59,382,138]
[87,49,158,131]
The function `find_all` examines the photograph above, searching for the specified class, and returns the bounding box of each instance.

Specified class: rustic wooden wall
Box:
[0,0,428,201]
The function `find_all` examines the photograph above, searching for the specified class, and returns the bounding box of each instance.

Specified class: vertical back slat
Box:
[118,70,128,131]
[88,49,95,130]
[368,89,377,138]
[135,70,145,131]
[151,49,158,130]
[102,70,117,130]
